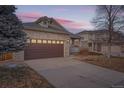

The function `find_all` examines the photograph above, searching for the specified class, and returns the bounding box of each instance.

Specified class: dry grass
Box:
[79,48,102,56]
[0,63,53,88]
[76,54,124,73]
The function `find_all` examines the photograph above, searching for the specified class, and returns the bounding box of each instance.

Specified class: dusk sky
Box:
[16,5,96,33]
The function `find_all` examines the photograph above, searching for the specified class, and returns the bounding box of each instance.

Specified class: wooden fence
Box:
[0,53,13,61]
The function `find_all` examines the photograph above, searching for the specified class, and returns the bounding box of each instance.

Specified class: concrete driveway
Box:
[25,57,124,88]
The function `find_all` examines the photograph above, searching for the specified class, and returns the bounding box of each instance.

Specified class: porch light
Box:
[67,39,70,42]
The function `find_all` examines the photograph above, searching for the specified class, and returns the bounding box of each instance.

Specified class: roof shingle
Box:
[23,16,70,35]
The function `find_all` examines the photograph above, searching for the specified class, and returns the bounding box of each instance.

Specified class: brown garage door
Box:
[24,43,64,60]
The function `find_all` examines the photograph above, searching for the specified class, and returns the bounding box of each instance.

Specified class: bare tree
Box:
[92,5,124,58]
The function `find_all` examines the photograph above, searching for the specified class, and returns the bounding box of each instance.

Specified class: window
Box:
[60,41,64,44]
[97,43,101,52]
[48,40,52,44]
[121,46,124,53]
[31,39,36,43]
[43,40,47,44]
[52,40,56,44]
[57,41,60,44]
[37,40,42,43]
[88,43,92,47]
[39,21,48,28]
[81,37,84,40]
[49,20,53,24]
[30,39,64,44]
[43,21,47,24]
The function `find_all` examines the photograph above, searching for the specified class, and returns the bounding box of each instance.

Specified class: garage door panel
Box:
[24,44,64,60]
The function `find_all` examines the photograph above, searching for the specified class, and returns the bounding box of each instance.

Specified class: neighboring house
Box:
[12,16,72,61]
[77,30,124,57]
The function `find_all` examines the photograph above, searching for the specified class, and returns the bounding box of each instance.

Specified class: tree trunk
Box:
[106,5,112,59]
[107,43,111,59]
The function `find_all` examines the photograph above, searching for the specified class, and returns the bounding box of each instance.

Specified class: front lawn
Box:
[75,54,124,73]
[0,62,53,88]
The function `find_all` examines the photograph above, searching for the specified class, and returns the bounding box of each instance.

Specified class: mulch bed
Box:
[0,62,53,88]
[75,55,124,73]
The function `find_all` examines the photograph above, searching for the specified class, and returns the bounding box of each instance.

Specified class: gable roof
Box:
[23,16,70,35]
[77,30,124,43]
[77,30,107,35]
[69,33,81,39]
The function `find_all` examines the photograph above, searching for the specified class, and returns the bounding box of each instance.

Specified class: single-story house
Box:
[1,16,74,61]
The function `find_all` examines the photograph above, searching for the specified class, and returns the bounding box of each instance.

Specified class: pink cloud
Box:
[56,18,91,29]
[117,12,124,16]
[16,12,94,30]
[56,18,73,24]
[16,12,44,22]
